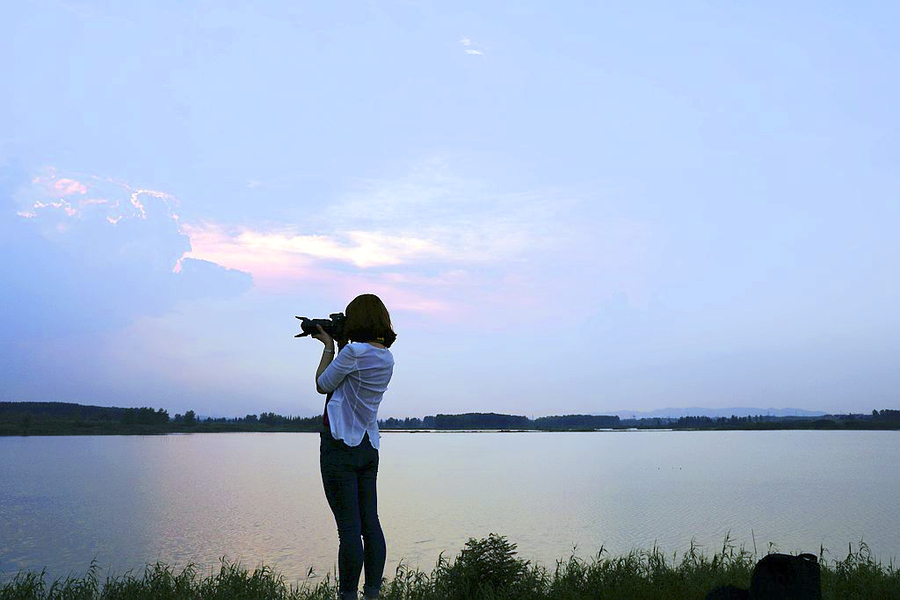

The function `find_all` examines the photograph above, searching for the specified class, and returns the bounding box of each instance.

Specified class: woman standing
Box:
[311,294,396,600]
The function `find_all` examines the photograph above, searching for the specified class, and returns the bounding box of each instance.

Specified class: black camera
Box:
[295,313,346,339]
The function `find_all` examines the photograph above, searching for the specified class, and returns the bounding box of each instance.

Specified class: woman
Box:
[311,293,396,600]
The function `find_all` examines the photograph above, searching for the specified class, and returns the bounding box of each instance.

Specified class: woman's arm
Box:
[313,326,336,394]
[315,348,335,394]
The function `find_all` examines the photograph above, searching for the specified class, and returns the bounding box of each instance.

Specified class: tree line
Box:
[2,402,899,435]
[0,402,323,435]
[377,413,620,430]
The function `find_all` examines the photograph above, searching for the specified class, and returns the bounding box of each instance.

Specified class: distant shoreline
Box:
[2,402,898,436]
[3,423,900,437]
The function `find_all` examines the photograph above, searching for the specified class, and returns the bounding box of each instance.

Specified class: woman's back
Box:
[318,342,394,448]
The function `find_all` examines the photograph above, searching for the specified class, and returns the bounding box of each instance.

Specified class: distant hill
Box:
[612,407,828,420]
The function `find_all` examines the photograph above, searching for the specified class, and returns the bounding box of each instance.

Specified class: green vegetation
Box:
[2,535,898,599]
[380,411,900,431]
[3,403,899,436]
[0,402,322,436]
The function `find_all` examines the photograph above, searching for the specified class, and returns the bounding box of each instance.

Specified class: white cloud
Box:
[459,36,484,55]
[176,159,656,320]
[184,225,448,269]
[8,162,655,322]
[3,167,251,336]
[21,170,181,232]
[322,161,564,259]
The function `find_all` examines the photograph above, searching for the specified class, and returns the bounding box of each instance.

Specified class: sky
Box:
[1,1,898,418]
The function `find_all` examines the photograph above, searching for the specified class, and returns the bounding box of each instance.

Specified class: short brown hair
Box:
[343,294,397,347]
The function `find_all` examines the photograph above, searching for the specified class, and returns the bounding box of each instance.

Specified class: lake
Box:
[1,430,898,584]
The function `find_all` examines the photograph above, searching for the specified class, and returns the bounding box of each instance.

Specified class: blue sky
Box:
[2,1,898,418]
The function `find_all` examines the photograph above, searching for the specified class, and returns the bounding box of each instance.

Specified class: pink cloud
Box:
[23,196,81,219]
[178,223,542,321]
[22,167,615,324]
[329,275,457,317]
[179,222,466,317]
[130,192,147,218]
[180,222,322,285]
[129,189,179,221]
[54,178,88,195]
[27,168,181,227]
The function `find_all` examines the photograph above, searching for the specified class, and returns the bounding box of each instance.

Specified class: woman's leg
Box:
[321,434,365,600]
[358,439,386,599]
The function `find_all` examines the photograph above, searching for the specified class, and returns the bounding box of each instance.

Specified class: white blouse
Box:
[317,342,394,449]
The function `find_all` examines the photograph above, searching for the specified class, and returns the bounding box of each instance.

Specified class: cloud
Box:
[54,178,88,195]
[178,222,467,316]
[184,224,457,271]
[459,36,484,55]
[1,165,251,338]
[16,170,181,233]
[183,162,557,286]
[2,161,655,331]
[178,160,655,321]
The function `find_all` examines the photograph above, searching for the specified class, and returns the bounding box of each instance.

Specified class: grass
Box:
[2,534,898,599]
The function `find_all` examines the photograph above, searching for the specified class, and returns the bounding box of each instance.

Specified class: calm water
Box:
[1,431,898,583]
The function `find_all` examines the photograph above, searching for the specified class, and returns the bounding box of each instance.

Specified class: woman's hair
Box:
[343,294,397,348]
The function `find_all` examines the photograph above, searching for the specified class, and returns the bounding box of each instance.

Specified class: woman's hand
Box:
[312,325,336,352]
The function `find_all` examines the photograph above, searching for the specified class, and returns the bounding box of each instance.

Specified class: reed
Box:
[2,535,897,599]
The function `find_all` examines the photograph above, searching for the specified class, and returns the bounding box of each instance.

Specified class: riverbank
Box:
[3,535,898,599]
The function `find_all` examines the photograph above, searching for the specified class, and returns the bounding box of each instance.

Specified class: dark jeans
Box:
[320,431,386,600]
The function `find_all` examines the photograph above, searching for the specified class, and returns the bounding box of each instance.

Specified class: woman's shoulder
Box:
[348,341,390,349]
[346,341,386,352]
[348,342,393,359]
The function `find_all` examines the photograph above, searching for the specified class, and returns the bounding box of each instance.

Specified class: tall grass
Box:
[3,534,898,599]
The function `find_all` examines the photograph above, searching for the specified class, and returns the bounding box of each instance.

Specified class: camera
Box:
[295,313,346,339]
